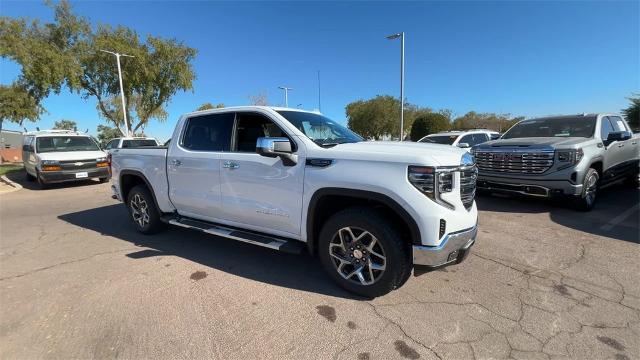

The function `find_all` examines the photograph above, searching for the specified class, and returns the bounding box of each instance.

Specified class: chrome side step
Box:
[166,217,304,254]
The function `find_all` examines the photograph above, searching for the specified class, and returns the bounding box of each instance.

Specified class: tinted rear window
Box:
[419,135,458,145]
[182,113,234,151]
[122,139,158,148]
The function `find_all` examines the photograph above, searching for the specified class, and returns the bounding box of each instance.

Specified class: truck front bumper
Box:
[413,225,477,267]
[477,175,583,198]
[39,168,110,183]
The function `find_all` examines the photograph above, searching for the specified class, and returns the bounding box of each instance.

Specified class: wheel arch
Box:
[306,188,421,255]
[119,170,162,212]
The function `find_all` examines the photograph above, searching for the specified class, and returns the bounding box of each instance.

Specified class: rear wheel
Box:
[573,168,599,211]
[624,168,639,188]
[318,207,411,298]
[126,185,165,234]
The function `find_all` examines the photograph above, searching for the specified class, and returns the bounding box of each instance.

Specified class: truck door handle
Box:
[171,159,182,166]
[618,144,625,148]
[223,161,239,169]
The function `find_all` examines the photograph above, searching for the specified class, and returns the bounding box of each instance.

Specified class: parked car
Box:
[418,129,499,151]
[22,130,109,188]
[110,106,479,297]
[104,137,160,152]
[472,113,639,210]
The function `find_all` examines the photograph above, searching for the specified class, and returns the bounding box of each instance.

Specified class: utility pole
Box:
[278,86,293,107]
[100,50,134,137]
[317,70,321,112]
[386,32,405,141]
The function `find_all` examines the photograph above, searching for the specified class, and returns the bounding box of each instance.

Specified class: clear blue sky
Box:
[1,1,638,141]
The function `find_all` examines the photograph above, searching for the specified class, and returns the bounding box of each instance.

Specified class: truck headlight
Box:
[408,166,454,209]
[557,149,583,164]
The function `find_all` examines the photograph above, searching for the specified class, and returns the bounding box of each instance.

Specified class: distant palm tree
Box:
[622,94,639,132]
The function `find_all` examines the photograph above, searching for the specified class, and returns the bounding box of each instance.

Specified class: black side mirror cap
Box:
[605,131,631,145]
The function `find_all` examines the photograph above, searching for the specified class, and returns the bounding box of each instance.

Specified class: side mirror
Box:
[22,145,33,152]
[604,131,631,146]
[457,143,470,148]
[490,134,501,140]
[256,137,297,166]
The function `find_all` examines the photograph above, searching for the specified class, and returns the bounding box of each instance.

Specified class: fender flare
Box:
[119,170,162,213]
[306,187,421,254]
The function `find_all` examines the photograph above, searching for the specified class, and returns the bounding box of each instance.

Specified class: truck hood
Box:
[475,137,589,150]
[38,150,107,161]
[312,141,467,166]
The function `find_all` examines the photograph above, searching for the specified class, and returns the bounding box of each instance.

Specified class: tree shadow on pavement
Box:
[476,185,639,244]
[58,203,365,300]
[5,169,102,191]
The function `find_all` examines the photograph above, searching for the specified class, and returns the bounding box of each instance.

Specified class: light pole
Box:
[386,32,404,141]
[278,86,293,107]
[100,49,134,137]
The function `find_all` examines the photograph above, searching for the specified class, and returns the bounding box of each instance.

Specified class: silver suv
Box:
[472,114,639,210]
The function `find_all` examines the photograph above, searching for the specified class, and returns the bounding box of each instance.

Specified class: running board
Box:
[164,216,304,254]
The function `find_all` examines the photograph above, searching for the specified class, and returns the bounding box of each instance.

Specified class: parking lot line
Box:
[600,203,640,231]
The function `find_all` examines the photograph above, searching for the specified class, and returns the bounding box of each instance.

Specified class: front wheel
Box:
[318,207,411,298]
[573,168,599,211]
[36,170,48,189]
[98,177,109,183]
[126,185,166,234]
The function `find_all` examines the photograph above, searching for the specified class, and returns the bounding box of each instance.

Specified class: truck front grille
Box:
[460,165,478,210]
[475,150,554,174]
[59,159,99,171]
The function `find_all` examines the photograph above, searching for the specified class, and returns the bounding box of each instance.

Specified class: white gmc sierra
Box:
[110,107,478,297]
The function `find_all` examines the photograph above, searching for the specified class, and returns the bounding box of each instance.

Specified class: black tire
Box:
[98,177,109,183]
[36,170,48,189]
[318,207,412,298]
[624,168,639,188]
[126,185,166,234]
[25,170,35,182]
[573,168,599,211]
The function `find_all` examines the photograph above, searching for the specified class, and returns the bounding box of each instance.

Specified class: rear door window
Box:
[181,112,234,151]
[122,139,158,148]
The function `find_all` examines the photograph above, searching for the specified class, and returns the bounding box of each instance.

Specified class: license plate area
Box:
[75,172,88,178]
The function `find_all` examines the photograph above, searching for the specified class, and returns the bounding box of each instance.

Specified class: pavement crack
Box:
[0,248,132,281]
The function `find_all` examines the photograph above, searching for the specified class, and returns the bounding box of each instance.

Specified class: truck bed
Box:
[111,147,174,212]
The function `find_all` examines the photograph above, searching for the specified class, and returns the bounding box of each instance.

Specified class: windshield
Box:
[502,117,596,139]
[276,111,363,146]
[419,135,458,145]
[36,136,100,153]
[122,139,158,148]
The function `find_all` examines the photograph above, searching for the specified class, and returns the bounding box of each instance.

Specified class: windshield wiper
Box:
[318,143,340,148]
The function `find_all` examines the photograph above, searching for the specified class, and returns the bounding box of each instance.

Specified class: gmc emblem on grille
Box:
[74,162,84,166]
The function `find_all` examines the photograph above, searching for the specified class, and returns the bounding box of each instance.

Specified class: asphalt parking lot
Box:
[1,172,638,360]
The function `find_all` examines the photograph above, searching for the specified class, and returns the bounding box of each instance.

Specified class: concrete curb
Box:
[1,174,23,192]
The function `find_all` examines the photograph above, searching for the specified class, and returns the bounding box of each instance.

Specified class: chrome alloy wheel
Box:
[584,171,599,205]
[130,193,150,228]
[328,226,386,285]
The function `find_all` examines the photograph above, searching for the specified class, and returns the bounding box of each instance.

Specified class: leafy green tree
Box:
[0,83,43,133]
[53,119,77,130]
[410,113,450,141]
[195,102,225,111]
[346,95,431,140]
[453,111,521,132]
[622,95,639,132]
[1,0,197,136]
[0,83,44,163]
[96,124,122,146]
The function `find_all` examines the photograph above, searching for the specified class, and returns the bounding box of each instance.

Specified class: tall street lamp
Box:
[386,32,405,141]
[100,49,134,137]
[278,86,293,107]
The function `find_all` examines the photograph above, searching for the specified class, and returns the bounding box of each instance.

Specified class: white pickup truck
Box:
[110,107,478,297]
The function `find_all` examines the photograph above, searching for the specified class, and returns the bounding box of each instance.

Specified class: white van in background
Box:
[22,130,109,188]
